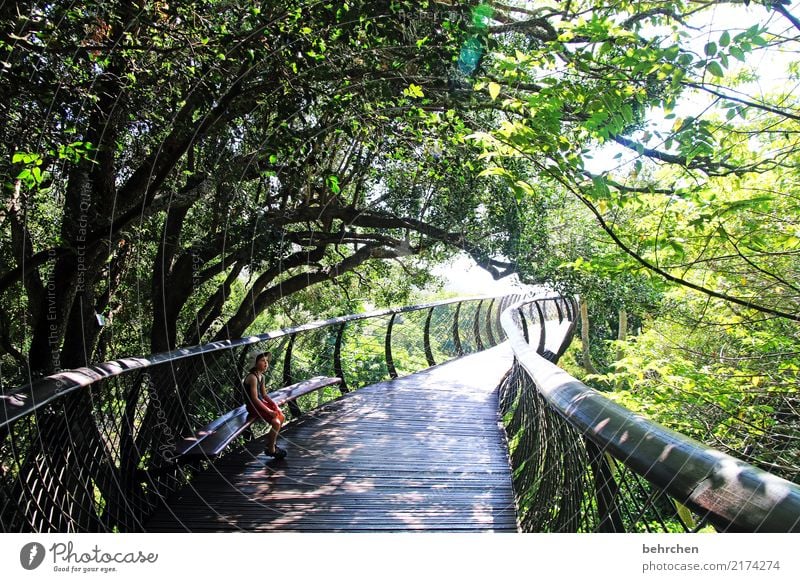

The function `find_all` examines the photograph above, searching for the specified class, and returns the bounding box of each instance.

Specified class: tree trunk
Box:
[150,202,193,354]
[580,299,599,374]
[617,308,628,361]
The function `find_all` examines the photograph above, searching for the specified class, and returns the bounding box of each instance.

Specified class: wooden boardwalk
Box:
[146,344,517,532]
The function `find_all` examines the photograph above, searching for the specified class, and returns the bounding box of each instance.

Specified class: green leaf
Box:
[729,47,746,62]
[674,500,697,529]
[326,175,340,194]
[706,61,725,78]
[592,176,610,199]
[510,180,534,201]
[403,84,424,98]
[477,166,513,179]
[488,82,501,101]
[12,151,40,165]
[704,42,717,57]
[719,31,731,47]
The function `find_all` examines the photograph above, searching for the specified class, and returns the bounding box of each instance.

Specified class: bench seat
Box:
[176,375,342,461]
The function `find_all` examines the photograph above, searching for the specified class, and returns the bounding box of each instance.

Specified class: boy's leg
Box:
[265,417,285,457]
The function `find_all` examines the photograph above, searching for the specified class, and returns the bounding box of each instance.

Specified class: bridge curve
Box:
[146,345,516,532]
[3,292,799,533]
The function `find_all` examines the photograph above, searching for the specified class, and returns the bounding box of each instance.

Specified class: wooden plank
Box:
[146,345,518,532]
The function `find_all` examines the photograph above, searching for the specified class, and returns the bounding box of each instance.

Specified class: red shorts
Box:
[246,400,284,423]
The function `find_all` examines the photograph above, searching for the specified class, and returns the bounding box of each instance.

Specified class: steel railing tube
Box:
[385,313,398,379]
[423,307,436,367]
[485,298,496,346]
[452,301,463,356]
[494,296,506,341]
[500,298,800,532]
[282,333,296,387]
[518,307,530,344]
[555,297,564,323]
[0,293,511,532]
[333,323,348,394]
[534,301,547,355]
[473,299,485,351]
[585,438,625,532]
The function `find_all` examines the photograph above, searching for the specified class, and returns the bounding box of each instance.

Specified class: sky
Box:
[431,2,800,297]
[434,252,526,296]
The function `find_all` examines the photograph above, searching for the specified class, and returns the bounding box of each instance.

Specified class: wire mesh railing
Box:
[7,289,792,534]
[0,294,520,532]
[499,295,800,532]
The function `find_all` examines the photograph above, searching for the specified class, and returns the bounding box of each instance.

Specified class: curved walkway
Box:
[146,344,516,532]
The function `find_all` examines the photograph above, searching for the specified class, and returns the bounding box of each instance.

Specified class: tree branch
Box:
[613,135,745,175]
[683,82,800,123]
[773,2,800,34]
[566,180,800,322]
[488,17,558,41]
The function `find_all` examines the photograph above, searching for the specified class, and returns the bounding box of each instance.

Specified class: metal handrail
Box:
[0,294,511,429]
[0,293,522,532]
[500,297,800,532]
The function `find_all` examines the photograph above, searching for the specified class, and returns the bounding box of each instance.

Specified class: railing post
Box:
[585,439,625,532]
[518,307,530,344]
[564,296,575,322]
[452,301,463,356]
[494,295,507,341]
[534,301,547,355]
[485,298,496,346]
[385,313,398,379]
[473,299,485,351]
[555,298,580,363]
[283,334,302,417]
[283,333,296,386]
[334,323,348,394]
[555,297,564,323]
[424,307,436,367]
[570,296,579,322]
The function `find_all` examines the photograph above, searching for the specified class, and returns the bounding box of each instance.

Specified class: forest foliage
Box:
[2,1,799,480]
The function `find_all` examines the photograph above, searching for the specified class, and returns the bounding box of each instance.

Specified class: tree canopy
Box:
[2,1,516,379]
[2,1,800,480]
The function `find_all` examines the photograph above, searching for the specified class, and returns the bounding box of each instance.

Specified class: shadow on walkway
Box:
[146,344,517,532]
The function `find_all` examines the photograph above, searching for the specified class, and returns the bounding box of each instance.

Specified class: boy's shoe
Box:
[265,446,287,460]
